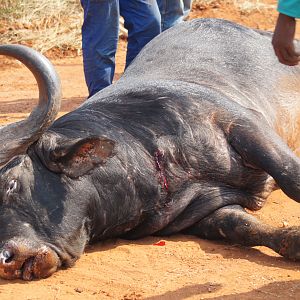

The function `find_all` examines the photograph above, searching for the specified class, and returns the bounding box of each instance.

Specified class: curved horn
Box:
[0,44,61,166]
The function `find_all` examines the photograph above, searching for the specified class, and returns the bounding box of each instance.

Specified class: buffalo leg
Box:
[155,182,271,236]
[186,205,300,260]
[224,116,300,202]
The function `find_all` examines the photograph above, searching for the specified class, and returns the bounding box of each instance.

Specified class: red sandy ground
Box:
[1,1,300,299]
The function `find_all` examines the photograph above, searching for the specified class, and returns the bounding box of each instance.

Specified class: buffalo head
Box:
[0,45,115,280]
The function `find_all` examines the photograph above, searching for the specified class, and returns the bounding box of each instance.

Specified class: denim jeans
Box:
[81,0,192,97]
[81,0,161,97]
[157,0,193,31]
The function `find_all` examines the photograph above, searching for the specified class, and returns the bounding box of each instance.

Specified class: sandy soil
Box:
[1,1,300,299]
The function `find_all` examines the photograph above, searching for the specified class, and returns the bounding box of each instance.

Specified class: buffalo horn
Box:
[0,44,61,166]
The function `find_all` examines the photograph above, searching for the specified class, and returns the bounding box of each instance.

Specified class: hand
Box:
[272,13,300,66]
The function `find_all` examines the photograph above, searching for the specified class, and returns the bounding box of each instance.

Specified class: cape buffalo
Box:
[0,18,300,280]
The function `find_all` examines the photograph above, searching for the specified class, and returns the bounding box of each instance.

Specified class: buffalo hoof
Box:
[0,240,60,280]
[278,227,300,261]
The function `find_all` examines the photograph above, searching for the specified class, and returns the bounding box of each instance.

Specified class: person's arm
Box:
[272,13,300,66]
[272,0,300,66]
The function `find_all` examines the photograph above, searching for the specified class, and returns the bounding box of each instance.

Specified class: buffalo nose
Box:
[0,248,15,264]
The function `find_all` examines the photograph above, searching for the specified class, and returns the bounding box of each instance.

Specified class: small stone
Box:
[282,221,289,228]
[75,287,83,293]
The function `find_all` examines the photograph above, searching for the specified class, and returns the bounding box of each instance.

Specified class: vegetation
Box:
[0,0,83,55]
[0,0,275,56]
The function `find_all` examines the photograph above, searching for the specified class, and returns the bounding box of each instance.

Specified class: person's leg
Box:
[157,0,192,31]
[120,0,161,68]
[81,0,119,97]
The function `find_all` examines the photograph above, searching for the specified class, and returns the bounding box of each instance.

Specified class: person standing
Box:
[81,0,193,98]
[272,0,300,66]
[158,0,192,31]
[81,0,161,97]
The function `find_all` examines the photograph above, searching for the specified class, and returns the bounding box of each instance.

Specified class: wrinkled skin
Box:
[1,18,300,280]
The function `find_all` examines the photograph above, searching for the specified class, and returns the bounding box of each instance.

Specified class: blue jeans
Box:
[158,0,192,31]
[81,0,192,97]
[81,0,160,97]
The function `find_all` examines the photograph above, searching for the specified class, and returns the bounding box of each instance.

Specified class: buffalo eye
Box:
[6,179,18,195]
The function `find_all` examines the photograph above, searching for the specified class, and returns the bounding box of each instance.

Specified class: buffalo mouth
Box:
[0,242,60,280]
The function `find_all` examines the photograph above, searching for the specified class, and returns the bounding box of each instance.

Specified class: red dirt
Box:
[1,2,300,299]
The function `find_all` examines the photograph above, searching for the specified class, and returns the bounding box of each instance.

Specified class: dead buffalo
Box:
[0,18,300,281]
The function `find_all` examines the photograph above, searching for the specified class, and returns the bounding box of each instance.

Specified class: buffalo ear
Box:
[48,136,116,178]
